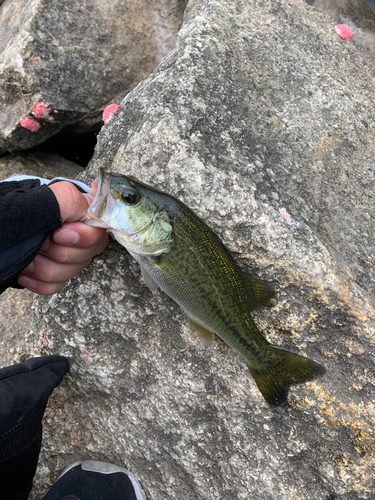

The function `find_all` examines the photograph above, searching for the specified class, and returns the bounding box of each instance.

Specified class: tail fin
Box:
[248,347,326,406]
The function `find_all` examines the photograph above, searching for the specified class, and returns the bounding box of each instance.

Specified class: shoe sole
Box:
[59,460,146,500]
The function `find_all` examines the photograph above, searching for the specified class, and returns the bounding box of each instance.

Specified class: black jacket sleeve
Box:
[0,179,63,294]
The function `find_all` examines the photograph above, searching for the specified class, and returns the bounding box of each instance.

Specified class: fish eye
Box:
[121,189,138,204]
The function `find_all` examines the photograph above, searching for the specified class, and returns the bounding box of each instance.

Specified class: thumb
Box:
[48,181,93,222]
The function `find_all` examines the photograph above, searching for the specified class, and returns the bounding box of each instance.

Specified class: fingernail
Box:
[18,275,37,290]
[54,229,79,245]
[23,261,34,273]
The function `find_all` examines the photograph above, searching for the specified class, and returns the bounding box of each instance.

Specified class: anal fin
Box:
[240,270,276,310]
[189,318,215,346]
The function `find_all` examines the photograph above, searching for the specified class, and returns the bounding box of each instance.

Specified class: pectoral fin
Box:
[189,318,215,346]
[150,255,187,281]
[140,266,159,294]
[241,270,276,310]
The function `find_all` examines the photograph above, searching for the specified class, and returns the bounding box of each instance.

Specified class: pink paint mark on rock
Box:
[19,117,41,132]
[335,24,353,40]
[279,207,300,229]
[102,104,119,123]
[279,207,291,221]
[82,346,92,363]
[32,101,54,121]
[32,56,40,64]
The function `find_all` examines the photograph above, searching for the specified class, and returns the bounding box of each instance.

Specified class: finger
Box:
[17,274,68,296]
[39,228,107,265]
[48,182,93,222]
[52,222,108,249]
[20,254,91,284]
[40,237,107,265]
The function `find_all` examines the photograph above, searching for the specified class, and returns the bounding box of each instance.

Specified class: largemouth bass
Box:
[83,168,325,406]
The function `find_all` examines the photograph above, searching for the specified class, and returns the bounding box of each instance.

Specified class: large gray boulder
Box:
[0,0,187,152]
[0,152,84,181]
[26,0,375,498]
[0,287,33,368]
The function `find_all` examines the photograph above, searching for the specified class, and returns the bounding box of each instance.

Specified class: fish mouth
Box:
[82,169,153,239]
[82,169,163,251]
[81,168,114,228]
[90,167,106,210]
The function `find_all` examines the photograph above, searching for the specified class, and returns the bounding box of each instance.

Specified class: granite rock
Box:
[27,0,375,498]
[0,288,34,368]
[0,0,188,152]
[0,151,83,180]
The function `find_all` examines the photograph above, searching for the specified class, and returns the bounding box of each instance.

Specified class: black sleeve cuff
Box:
[0,184,63,292]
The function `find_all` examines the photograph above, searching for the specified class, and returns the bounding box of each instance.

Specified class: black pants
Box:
[0,356,69,500]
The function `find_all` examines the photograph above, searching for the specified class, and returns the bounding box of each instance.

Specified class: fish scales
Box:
[136,208,268,359]
[83,169,326,406]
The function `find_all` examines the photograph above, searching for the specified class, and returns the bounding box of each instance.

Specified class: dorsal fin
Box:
[240,270,276,310]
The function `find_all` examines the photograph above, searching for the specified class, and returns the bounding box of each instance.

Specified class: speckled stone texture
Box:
[28,0,374,498]
[0,152,84,181]
[0,287,34,368]
[0,0,188,152]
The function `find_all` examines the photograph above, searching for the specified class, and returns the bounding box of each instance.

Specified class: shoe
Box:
[43,461,146,500]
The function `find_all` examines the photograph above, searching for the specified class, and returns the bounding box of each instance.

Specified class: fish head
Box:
[83,168,174,255]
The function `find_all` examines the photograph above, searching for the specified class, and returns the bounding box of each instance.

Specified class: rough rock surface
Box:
[0,151,84,180]
[0,0,188,152]
[0,288,33,368]
[313,0,375,62]
[27,0,375,499]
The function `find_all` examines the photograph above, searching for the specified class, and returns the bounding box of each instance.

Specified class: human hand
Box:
[18,181,108,295]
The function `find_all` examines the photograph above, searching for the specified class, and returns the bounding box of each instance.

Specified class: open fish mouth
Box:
[81,168,115,228]
[82,168,155,239]
[89,167,106,209]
